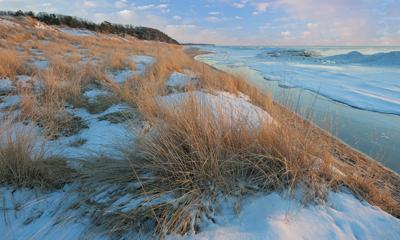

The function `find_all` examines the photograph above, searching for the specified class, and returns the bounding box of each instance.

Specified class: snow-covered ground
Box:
[107,55,155,83]
[45,104,137,159]
[157,90,273,128]
[166,70,198,89]
[173,191,400,240]
[58,27,95,36]
[2,186,400,240]
[0,78,15,93]
[0,186,103,240]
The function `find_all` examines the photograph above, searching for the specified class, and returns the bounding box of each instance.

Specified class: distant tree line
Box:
[0,10,179,44]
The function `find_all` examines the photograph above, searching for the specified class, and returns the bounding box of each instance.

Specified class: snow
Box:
[0,186,106,240]
[15,75,42,91]
[107,69,135,83]
[173,191,400,240]
[131,55,155,66]
[3,186,399,239]
[166,70,198,89]
[33,59,49,70]
[83,88,110,103]
[35,22,55,31]
[131,55,155,74]
[46,104,136,159]
[107,55,155,83]
[0,78,15,94]
[58,27,95,36]
[195,46,400,115]
[157,91,273,128]
[0,18,18,27]
[0,95,20,110]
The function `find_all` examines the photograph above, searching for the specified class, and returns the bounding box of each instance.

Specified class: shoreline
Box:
[188,47,400,217]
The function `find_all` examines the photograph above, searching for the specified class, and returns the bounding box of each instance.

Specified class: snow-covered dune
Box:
[157,90,273,128]
[173,191,400,240]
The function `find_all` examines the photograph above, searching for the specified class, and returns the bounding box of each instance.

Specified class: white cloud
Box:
[254,2,269,12]
[173,15,181,20]
[134,4,168,11]
[281,31,291,37]
[209,11,220,15]
[115,0,127,9]
[117,9,133,18]
[157,4,168,9]
[233,3,246,8]
[302,31,311,37]
[166,24,197,28]
[205,16,223,22]
[251,2,269,15]
[307,22,318,29]
[82,1,98,8]
[135,4,155,10]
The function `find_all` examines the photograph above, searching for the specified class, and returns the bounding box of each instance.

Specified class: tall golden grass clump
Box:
[98,95,337,236]
[18,57,97,139]
[102,50,136,71]
[0,49,28,79]
[0,120,71,188]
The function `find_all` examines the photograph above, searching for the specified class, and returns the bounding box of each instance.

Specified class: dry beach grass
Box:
[0,15,399,238]
[0,119,71,188]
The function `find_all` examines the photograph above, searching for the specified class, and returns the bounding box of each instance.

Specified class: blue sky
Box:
[1,0,399,45]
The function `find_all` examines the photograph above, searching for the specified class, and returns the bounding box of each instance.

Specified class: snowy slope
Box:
[2,186,400,240]
[173,191,400,240]
[157,90,273,128]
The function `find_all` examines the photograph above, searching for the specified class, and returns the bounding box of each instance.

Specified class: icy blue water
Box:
[194,46,400,172]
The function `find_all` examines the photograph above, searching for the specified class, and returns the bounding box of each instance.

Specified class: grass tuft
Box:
[0,49,29,79]
[0,120,73,189]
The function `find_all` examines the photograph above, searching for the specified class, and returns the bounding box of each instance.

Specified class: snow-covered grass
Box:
[0,18,18,27]
[106,55,154,83]
[116,88,344,236]
[46,104,138,159]
[166,70,198,90]
[0,78,15,94]
[1,16,399,240]
[0,186,102,240]
[83,88,110,103]
[0,95,20,110]
[58,27,95,37]
[2,184,399,239]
